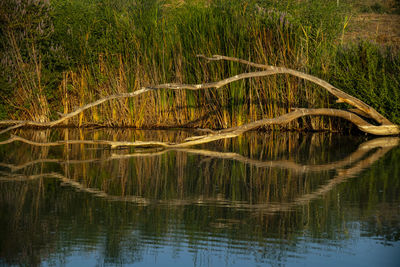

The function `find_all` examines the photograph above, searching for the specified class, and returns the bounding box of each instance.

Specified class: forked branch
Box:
[1,108,398,149]
[0,55,398,136]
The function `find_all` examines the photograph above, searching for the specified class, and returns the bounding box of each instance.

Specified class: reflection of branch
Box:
[291,147,392,206]
[198,139,398,212]
[0,171,150,204]
[1,138,398,174]
[196,145,392,212]
[0,152,166,172]
[0,134,170,148]
[1,55,398,135]
[0,138,398,213]
[0,158,103,172]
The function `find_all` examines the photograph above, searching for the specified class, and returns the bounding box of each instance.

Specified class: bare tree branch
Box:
[0,55,398,135]
[1,109,399,152]
[197,54,394,126]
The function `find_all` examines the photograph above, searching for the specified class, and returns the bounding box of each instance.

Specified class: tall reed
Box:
[1,0,398,130]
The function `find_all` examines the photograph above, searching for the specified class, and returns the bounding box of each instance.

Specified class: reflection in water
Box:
[0,130,399,266]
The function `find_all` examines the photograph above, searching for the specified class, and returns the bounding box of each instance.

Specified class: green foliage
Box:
[0,0,399,128]
[394,0,400,14]
[331,43,400,124]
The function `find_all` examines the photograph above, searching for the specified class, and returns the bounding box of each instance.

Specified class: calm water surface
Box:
[0,129,399,266]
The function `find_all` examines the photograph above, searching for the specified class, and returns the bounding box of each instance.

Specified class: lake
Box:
[0,129,399,266]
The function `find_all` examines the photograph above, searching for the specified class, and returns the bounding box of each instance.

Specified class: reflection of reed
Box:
[1,137,397,173]
[1,137,398,213]
[0,134,171,148]
[183,137,399,172]
[0,129,319,163]
[0,171,150,204]
[292,146,393,206]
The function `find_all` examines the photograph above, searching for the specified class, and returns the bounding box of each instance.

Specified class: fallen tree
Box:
[0,55,398,145]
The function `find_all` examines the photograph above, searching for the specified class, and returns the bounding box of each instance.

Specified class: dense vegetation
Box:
[1,0,399,130]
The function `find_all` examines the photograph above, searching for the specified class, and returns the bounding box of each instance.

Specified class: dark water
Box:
[0,129,399,266]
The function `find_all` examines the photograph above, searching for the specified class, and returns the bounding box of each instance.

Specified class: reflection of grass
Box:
[1,0,399,129]
[1,129,397,208]
[1,130,399,265]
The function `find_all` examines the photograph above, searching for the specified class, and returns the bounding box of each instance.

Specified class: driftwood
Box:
[0,137,397,212]
[0,55,399,141]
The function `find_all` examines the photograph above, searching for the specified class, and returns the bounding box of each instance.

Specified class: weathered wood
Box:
[1,108,398,150]
[0,55,398,135]
[197,54,394,126]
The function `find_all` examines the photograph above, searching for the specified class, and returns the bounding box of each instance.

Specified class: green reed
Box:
[0,0,398,130]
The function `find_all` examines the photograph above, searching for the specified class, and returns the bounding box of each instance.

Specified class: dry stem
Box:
[0,55,398,136]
